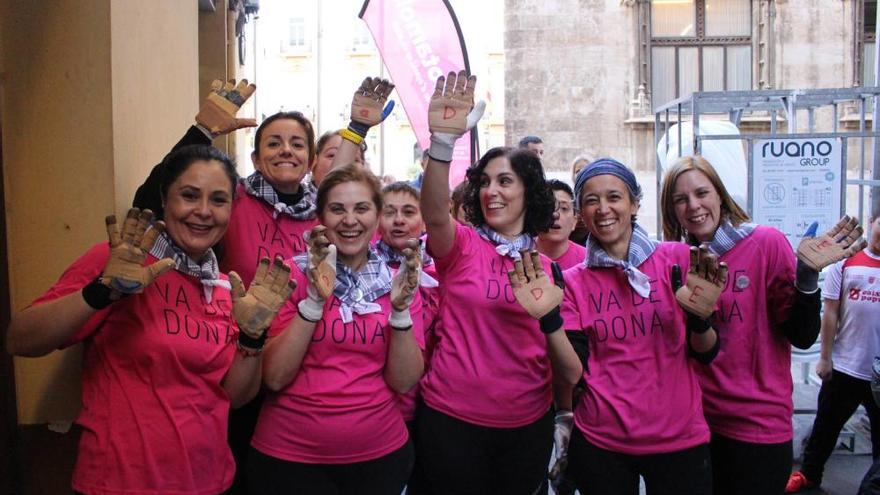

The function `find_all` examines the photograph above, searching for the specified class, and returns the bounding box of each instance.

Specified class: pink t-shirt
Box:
[33,243,237,495]
[553,241,587,270]
[561,242,710,455]
[251,263,420,463]
[220,183,317,285]
[695,226,797,444]
[422,223,552,428]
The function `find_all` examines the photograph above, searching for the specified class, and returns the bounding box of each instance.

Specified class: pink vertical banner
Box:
[359,0,477,188]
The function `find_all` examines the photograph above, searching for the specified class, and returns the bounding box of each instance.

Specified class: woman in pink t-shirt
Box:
[660,155,864,495]
[247,164,424,495]
[7,145,294,495]
[132,78,392,490]
[559,158,724,495]
[417,71,583,495]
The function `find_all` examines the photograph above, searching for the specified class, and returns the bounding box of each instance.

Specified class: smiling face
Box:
[578,174,639,260]
[162,159,234,260]
[251,118,310,194]
[539,189,577,244]
[671,169,722,243]
[478,156,526,237]
[319,180,379,269]
[380,191,423,251]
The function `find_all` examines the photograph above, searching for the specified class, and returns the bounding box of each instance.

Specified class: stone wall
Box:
[505,0,862,177]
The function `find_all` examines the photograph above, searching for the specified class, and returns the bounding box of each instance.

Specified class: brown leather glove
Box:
[101,208,174,294]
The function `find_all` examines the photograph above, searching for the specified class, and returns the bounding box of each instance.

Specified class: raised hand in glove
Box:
[230,256,296,347]
[102,208,174,295]
[797,215,866,272]
[347,77,395,138]
[673,245,728,320]
[195,78,257,136]
[389,239,421,329]
[298,226,336,322]
[427,70,486,162]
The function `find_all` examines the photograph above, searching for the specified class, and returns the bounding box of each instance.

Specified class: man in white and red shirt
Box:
[787,215,880,493]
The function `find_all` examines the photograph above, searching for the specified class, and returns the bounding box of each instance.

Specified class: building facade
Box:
[505,0,874,176]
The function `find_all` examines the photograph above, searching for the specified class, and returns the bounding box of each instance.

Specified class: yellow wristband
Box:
[340,128,364,146]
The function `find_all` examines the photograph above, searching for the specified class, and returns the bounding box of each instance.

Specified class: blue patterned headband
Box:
[573,158,642,208]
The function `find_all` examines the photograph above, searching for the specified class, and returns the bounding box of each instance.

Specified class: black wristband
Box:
[298,312,319,324]
[539,306,564,334]
[391,325,413,332]
[687,312,713,334]
[348,121,370,138]
[237,329,268,350]
[82,278,116,310]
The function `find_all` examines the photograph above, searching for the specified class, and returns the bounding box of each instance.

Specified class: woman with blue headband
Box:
[553,157,725,494]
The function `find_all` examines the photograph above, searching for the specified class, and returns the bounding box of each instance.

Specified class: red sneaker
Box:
[785,471,817,493]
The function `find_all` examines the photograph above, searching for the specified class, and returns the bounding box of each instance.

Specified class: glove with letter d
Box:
[427,70,486,162]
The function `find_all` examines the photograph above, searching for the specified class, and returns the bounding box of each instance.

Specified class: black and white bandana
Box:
[585,223,659,298]
[242,172,317,220]
[696,219,756,256]
[475,224,536,260]
[294,247,394,323]
[148,231,230,303]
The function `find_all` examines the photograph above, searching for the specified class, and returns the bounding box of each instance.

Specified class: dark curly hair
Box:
[463,147,555,236]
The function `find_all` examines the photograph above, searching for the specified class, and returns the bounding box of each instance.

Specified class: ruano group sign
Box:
[752,138,843,249]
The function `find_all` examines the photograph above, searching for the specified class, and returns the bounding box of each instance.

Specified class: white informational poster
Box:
[752,138,842,249]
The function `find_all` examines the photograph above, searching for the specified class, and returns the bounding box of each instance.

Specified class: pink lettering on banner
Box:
[360,0,476,187]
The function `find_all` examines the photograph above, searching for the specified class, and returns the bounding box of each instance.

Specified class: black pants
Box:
[801,369,880,483]
[415,404,553,495]
[226,393,264,494]
[246,441,414,495]
[405,419,428,495]
[709,433,791,495]
[567,427,712,495]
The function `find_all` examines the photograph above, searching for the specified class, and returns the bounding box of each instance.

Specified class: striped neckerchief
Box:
[148,230,230,303]
[242,171,317,220]
[294,247,393,323]
[475,224,535,260]
[585,223,659,298]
